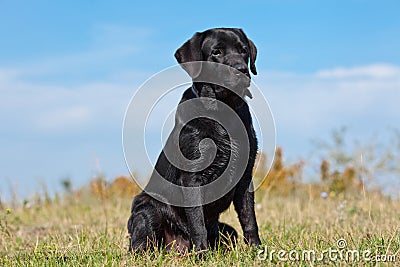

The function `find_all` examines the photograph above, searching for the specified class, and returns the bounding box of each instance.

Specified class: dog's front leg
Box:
[233,179,261,246]
[184,205,207,251]
[182,183,208,251]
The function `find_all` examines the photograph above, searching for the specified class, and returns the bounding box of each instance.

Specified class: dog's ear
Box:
[236,29,257,75]
[174,32,205,78]
[247,39,257,75]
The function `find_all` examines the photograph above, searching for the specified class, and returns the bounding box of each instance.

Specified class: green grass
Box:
[1,188,399,266]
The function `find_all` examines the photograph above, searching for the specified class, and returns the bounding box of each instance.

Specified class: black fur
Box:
[127,28,261,253]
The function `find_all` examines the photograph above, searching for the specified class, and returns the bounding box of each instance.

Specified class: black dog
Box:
[128,28,261,252]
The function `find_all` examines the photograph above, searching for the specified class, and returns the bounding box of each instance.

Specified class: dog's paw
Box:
[244,232,262,247]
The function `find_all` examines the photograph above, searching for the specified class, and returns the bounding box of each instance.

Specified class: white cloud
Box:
[2,61,398,150]
[2,61,399,138]
[0,70,136,134]
[34,106,92,131]
[255,64,400,161]
[316,63,400,79]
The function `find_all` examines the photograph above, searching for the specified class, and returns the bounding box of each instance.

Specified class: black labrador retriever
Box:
[127,28,261,252]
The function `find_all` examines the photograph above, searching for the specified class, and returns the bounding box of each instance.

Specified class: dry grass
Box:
[1,185,399,266]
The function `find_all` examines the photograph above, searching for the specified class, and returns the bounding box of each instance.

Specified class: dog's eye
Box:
[211,49,222,56]
[240,47,248,54]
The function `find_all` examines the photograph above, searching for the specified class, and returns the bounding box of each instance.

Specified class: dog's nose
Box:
[234,64,249,75]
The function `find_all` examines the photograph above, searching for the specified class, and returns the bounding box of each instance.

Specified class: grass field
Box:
[1,184,399,266]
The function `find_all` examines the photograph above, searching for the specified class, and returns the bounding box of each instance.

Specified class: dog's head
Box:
[175,28,257,103]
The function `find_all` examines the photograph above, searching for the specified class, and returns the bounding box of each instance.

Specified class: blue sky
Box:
[1,0,399,199]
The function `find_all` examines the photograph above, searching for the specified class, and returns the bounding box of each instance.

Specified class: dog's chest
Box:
[198,121,244,184]
[179,113,254,185]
